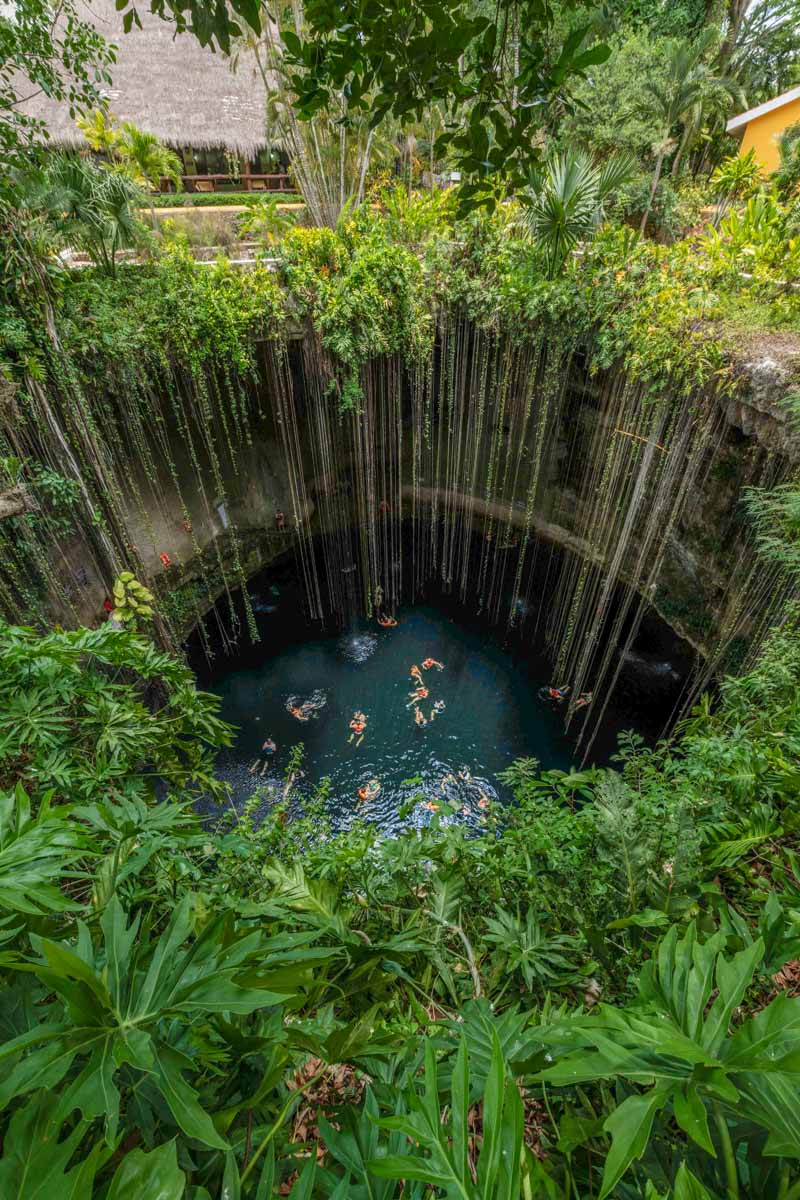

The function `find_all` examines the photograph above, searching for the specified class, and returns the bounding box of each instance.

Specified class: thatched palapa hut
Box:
[15,0,281,186]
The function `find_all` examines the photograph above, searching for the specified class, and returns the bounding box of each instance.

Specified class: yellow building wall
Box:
[740,97,800,173]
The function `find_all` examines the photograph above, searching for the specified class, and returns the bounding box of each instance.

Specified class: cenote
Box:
[189,533,693,829]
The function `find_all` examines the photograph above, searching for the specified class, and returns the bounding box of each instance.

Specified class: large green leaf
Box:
[599,1085,672,1199]
[0,1089,109,1198]
[105,1140,186,1200]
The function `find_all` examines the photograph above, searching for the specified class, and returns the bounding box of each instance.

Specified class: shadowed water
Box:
[194,600,576,833]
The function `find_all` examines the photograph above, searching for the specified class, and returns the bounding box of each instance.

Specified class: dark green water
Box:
[190,526,693,831]
[194,600,576,832]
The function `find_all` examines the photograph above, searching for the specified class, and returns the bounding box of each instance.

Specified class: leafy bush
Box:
[151,191,302,208]
[1,615,800,1193]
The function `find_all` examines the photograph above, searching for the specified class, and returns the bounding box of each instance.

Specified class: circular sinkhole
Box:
[187,531,695,831]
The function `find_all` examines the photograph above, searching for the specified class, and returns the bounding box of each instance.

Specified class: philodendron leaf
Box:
[150,1043,228,1150]
[673,1083,713,1155]
[599,1085,672,1199]
[0,1089,109,1199]
[105,1140,186,1200]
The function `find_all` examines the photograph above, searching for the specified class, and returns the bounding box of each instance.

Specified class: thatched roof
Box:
[15,0,268,156]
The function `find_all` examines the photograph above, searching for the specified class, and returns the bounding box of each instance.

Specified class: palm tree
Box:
[38,154,144,277]
[523,150,635,278]
[76,108,122,157]
[638,32,742,234]
[117,124,183,230]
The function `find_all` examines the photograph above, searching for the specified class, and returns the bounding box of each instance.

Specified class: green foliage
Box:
[17,153,147,277]
[0,0,114,168]
[0,620,232,805]
[774,120,800,199]
[110,571,155,628]
[0,615,799,1193]
[711,149,763,201]
[238,195,297,246]
[278,215,433,407]
[279,0,610,211]
[523,149,635,277]
[560,31,677,161]
[703,191,800,289]
[0,784,85,917]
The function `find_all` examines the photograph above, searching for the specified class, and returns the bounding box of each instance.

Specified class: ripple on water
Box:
[337,631,378,663]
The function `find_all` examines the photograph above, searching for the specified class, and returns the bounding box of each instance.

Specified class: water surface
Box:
[195,599,575,832]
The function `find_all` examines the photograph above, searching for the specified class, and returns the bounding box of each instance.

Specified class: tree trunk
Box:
[717,0,748,67]
[640,148,666,236]
[671,121,694,180]
[356,129,375,205]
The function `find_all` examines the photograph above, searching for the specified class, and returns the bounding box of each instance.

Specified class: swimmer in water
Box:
[477,793,489,809]
[414,706,427,728]
[430,699,446,722]
[290,706,311,722]
[410,664,423,684]
[349,711,367,746]
[407,685,429,705]
[249,736,277,775]
[422,658,444,671]
[425,800,440,812]
[458,767,471,782]
[377,613,398,628]
[358,778,381,805]
[575,691,593,711]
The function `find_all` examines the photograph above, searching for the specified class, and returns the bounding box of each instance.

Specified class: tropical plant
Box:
[238,194,296,246]
[0,785,85,917]
[116,122,183,229]
[483,906,588,994]
[522,150,635,276]
[0,620,232,804]
[710,148,763,203]
[703,190,800,284]
[27,154,146,276]
[537,918,800,1198]
[337,1030,531,1198]
[638,32,742,233]
[109,571,155,628]
[774,120,800,199]
[76,108,122,157]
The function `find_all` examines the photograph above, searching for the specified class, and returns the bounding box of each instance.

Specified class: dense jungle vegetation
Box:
[6,0,800,1196]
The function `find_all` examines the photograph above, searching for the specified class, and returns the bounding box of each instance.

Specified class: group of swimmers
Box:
[286,691,328,722]
[540,683,593,711]
[421,768,491,817]
[406,657,445,728]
